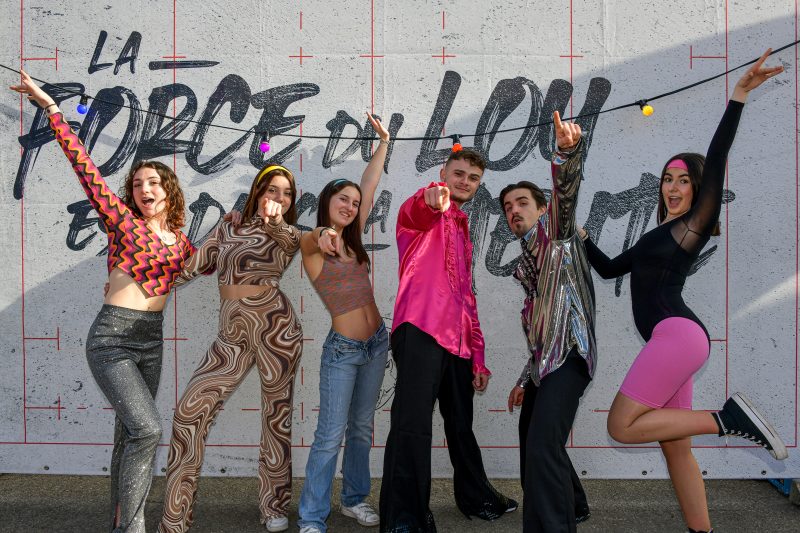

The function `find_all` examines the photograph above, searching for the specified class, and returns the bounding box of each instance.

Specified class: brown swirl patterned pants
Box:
[159,289,303,532]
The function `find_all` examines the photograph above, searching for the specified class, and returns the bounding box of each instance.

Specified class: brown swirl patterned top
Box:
[176,217,300,287]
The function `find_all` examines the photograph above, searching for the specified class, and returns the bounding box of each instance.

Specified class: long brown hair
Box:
[241,165,298,224]
[120,160,186,230]
[316,179,370,266]
[656,152,720,236]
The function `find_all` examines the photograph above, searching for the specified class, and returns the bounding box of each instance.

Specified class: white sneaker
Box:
[341,502,379,527]
[299,527,322,533]
[265,515,289,532]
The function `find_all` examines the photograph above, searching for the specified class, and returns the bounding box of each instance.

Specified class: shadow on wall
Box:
[1,12,796,471]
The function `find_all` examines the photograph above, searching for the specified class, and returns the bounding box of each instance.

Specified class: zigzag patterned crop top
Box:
[49,112,195,297]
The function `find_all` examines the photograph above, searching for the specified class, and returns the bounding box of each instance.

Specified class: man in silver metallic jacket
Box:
[501,111,596,533]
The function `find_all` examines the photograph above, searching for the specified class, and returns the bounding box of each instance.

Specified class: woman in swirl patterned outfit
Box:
[159,165,303,533]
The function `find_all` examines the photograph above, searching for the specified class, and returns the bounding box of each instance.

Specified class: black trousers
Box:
[522,350,591,533]
[379,323,505,532]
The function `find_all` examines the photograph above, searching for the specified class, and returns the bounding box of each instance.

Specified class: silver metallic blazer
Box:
[515,137,597,387]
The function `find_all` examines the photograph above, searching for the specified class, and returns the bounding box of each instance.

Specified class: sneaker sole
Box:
[340,507,379,527]
[265,519,289,532]
[732,392,788,460]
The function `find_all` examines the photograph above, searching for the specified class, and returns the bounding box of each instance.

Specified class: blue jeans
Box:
[298,322,389,532]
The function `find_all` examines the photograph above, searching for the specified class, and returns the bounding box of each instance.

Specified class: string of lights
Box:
[2,40,796,153]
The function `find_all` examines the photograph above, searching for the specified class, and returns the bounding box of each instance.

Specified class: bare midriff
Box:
[104,268,169,312]
[331,301,382,341]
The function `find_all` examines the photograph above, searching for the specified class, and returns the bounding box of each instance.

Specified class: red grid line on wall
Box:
[7,0,798,462]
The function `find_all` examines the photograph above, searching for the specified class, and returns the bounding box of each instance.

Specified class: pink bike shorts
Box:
[619,317,710,410]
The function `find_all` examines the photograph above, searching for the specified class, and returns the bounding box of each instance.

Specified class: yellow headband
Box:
[256,165,292,185]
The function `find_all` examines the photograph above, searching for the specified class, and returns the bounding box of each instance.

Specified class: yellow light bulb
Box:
[641,104,654,116]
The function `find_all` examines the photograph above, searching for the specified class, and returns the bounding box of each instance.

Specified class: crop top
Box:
[310,254,375,317]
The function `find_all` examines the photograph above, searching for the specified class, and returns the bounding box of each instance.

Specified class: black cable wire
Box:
[3,40,797,142]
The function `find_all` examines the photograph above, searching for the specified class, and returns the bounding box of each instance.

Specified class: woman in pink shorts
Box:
[579,50,786,533]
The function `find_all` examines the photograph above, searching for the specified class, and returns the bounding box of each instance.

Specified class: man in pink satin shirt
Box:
[379,149,517,533]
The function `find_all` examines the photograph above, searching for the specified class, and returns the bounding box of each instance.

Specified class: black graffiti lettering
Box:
[363,190,392,251]
[77,87,143,177]
[295,191,319,232]
[65,200,106,251]
[361,114,404,173]
[323,111,363,168]
[462,184,503,270]
[573,78,612,160]
[415,71,461,172]
[186,192,227,244]
[14,83,85,200]
[87,31,141,75]
[114,31,141,75]
[536,79,572,161]
[88,31,113,74]
[135,84,198,160]
[473,78,543,171]
[536,78,610,162]
[249,83,320,168]
[485,215,519,277]
[584,172,659,295]
[187,74,252,175]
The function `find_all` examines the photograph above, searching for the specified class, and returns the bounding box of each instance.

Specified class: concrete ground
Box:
[0,475,798,532]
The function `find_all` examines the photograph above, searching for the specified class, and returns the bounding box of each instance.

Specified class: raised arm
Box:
[677,49,783,253]
[358,113,390,231]
[396,184,448,232]
[11,70,127,229]
[548,111,585,241]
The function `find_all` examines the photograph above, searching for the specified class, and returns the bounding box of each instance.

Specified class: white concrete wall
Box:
[1,0,798,479]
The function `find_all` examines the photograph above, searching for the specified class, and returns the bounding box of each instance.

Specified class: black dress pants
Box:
[522,349,591,533]
[379,323,507,532]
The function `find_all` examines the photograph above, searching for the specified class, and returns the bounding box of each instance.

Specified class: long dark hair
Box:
[656,152,720,236]
[121,160,186,230]
[242,164,298,224]
[316,179,370,266]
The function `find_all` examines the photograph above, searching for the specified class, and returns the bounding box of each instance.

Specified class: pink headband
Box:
[666,159,689,171]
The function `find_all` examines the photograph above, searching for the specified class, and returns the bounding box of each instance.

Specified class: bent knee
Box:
[607,417,635,444]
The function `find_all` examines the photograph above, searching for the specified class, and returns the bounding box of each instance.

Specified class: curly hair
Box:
[120,160,186,230]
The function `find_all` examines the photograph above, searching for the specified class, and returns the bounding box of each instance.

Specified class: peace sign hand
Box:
[735,48,784,95]
[553,111,581,151]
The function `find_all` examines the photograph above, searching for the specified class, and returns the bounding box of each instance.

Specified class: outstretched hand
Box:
[553,111,581,151]
[260,197,283,225]
[366,112,390,143]
[424,184,451,212]
[9,69,55,109]
[318,228,341,256]
[733,48,783,101]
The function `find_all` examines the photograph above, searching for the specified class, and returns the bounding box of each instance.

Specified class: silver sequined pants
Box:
[86,304,164,533]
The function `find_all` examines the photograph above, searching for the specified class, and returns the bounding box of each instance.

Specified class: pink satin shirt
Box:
[392,184,490,375]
